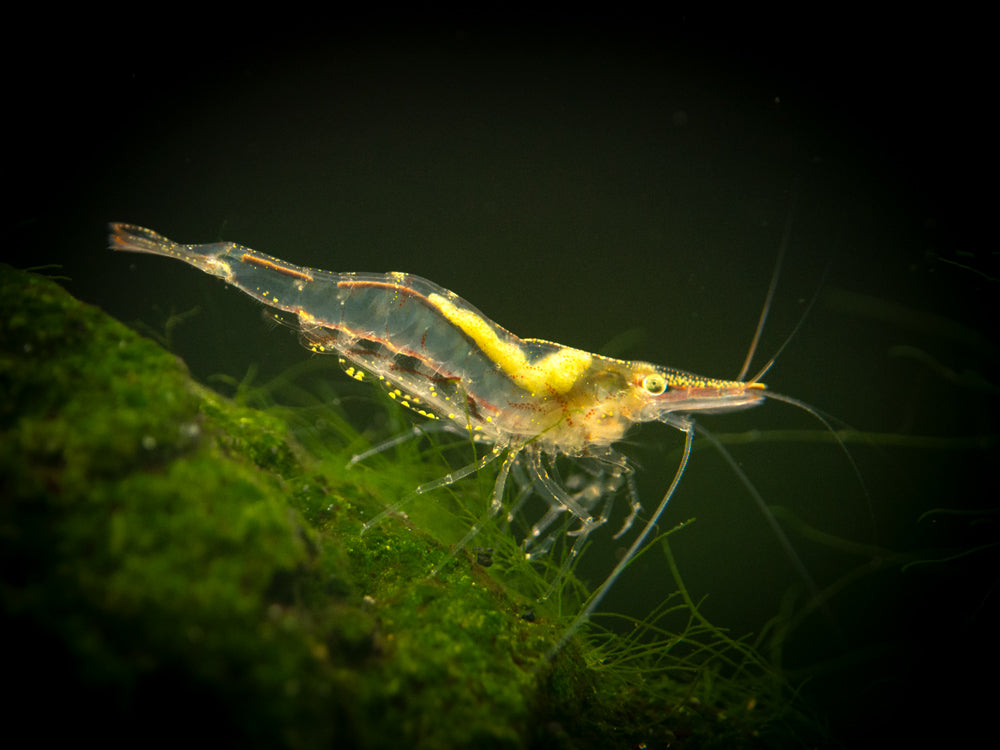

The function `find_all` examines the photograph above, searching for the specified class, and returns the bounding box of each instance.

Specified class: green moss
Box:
[0,264,823,749]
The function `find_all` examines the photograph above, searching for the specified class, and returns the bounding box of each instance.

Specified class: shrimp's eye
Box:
[641,373,667,395]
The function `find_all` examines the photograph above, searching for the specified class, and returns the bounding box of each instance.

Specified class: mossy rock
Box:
[0,264,819,749]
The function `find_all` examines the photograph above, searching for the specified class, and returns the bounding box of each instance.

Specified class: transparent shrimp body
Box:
[110,223,767,651]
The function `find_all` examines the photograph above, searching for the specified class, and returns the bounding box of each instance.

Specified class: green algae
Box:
[0,264,822,749]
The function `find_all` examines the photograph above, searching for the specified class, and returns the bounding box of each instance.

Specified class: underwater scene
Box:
[4,19,996,749]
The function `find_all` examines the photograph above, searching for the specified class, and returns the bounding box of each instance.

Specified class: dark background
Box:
[7,11,997,746]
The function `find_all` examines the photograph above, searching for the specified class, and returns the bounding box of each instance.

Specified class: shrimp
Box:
[110,222,809,655]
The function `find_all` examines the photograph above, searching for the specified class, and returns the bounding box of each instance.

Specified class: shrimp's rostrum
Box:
[110,222,768,651]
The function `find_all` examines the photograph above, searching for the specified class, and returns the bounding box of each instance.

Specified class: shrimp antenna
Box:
[695,422,850,651]
[763,389,875,535]
[737,188,798,381]
[747,261,829,385]
[546,415,695,660]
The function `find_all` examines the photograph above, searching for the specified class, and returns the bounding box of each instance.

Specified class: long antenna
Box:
[737,186,798,382]
[747,263,829,384]
[546,416,695,660]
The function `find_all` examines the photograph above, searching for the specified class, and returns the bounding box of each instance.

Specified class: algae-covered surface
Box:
[0,264,824,749]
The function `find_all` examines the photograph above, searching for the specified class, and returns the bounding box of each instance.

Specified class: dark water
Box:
[10,17,996,746]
